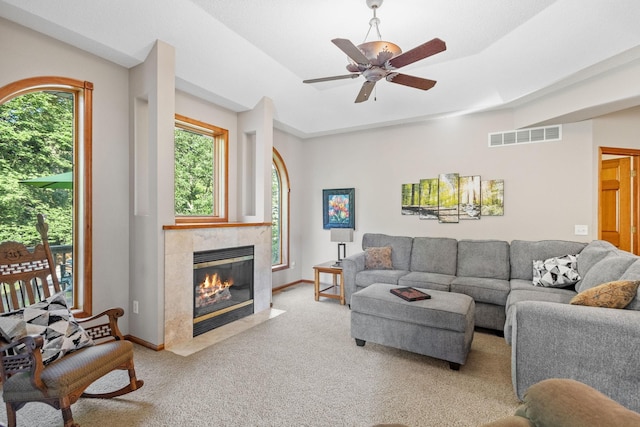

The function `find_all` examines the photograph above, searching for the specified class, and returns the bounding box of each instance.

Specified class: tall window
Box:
[174,114,228,222]
[272,148,290,270]
[0,77,93,316]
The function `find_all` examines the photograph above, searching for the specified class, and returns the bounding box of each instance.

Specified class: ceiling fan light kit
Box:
[303,0,446,103]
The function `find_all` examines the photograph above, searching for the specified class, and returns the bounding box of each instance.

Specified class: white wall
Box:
[0,19,132,323]
[272,129,305,287]
[297,110,596,281]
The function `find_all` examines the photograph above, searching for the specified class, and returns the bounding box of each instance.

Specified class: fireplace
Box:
[193,245,254,336]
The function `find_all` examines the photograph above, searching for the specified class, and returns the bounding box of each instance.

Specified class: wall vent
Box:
[488,125,562,147]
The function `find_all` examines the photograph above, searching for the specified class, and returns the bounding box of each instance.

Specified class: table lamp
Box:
[331,228,354,266]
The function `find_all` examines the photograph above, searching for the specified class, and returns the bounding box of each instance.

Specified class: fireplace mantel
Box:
[163,222,271,230]
[163,223,272,349]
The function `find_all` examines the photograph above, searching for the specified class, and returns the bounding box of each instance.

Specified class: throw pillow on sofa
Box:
[532,254,580,287]
[570,280,640,309]
[365,246,393,270]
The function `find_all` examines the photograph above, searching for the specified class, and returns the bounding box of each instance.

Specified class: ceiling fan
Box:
[303,0,446,103]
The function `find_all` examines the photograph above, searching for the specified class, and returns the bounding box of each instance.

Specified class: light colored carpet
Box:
[1,284,520,426]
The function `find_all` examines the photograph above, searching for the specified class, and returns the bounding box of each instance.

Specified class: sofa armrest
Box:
[511,301,640,412]
[341,252,365,305]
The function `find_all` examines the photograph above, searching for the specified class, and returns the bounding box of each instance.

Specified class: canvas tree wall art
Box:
[438,173,459,223]
[400,173,505,222]
[419,178,439,220]
[481,179,504,216]
[459,175,481,219]
[401,183,420,215]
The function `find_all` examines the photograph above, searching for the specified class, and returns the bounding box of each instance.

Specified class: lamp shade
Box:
[331,228,354,243]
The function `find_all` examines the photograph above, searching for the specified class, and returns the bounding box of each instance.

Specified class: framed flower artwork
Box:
[322,188,355,229]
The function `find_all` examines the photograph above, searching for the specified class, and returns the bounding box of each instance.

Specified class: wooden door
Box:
[600,157,631,250]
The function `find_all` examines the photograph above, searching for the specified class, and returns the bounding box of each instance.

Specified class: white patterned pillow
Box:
[533,254,581,288]
[0,310,27,343]
[23,292,94,365]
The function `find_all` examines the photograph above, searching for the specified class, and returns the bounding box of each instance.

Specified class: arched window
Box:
[0,77,93,316]
[272,148,290,270]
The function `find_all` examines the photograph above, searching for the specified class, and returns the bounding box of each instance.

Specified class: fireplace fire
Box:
[193,245,254,336]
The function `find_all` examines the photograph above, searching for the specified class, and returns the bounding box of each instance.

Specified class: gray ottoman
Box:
[350,283,475,370]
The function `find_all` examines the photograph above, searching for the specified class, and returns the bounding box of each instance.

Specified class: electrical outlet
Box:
[133,300,139,314]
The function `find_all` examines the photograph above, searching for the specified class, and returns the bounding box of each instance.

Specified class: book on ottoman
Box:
[390,287,431,301]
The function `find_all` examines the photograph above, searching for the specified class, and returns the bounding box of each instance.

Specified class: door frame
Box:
[598,146,640,254]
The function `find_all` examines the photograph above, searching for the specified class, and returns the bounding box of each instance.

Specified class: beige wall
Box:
[0,19,132,321]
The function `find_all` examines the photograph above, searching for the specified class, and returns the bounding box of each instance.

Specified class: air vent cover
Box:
[488,125,562,147]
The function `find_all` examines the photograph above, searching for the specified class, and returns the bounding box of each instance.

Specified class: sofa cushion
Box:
[355,269,410,287]
[576,252,637,293]
[362,233,413,270]
[410,237,457,275]
[364,246,393,270]
[570,280,640,309]
[619,259,640,311]
[576,239,618,279]
[532,254,580,288]
[510,240,587,281]
[510,278,579,295]
[456,240,510,280]
[398,271,455,292]
[450,276,510,306]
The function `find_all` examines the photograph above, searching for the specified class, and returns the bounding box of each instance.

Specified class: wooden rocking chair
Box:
[0,214,143,427]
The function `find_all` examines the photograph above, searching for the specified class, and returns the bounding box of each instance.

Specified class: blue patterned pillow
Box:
[23,292,94,365]
[533,254,581,288]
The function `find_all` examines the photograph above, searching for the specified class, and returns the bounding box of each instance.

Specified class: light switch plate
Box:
[574,225,588,236]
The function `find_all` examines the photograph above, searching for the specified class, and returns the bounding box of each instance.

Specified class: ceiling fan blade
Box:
[387,73,437,91]
[332,38,371,65]
[355,81,376,103]
[303,74,360,84]
[388,38,446,69]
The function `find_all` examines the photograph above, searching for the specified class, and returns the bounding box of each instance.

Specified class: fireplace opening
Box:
[193,245,254,336]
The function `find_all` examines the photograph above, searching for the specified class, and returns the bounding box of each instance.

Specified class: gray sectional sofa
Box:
[341,233,640,411]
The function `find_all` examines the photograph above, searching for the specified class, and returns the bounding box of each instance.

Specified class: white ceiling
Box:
[2,0,640,138]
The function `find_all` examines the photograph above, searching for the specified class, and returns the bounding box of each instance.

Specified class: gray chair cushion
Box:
[362,233,413,271]
[456,240,510,280]
[510,240,587,281]
[410,237,458,275]
[3,340,133,401]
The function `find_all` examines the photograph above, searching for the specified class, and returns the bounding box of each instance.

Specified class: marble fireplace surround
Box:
[163,223,272,349]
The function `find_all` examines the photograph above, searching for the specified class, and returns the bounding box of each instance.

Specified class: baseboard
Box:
[272,280,311,293]
[126,334,164,351]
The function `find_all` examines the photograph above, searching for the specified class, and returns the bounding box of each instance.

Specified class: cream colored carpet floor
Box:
[1,284,519,426]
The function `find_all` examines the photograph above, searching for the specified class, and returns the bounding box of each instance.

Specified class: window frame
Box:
[272,147,290,271]
[0,76,94,317]
[174,114,229,224]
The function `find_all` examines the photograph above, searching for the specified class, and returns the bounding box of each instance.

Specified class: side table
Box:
[313,261,345,305]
